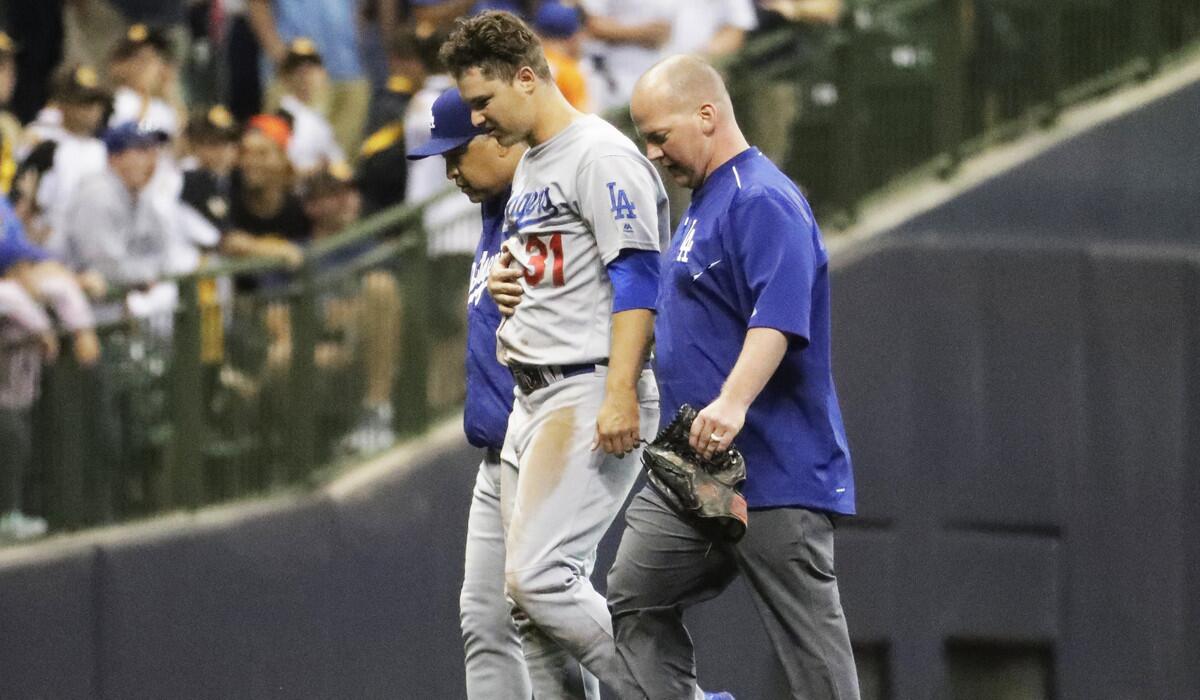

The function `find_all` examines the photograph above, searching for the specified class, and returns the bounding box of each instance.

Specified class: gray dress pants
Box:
[607,484,861,700]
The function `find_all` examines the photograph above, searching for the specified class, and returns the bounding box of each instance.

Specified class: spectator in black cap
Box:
[180,105,241,233]
[277,38,346,175]
[108,24,181,138]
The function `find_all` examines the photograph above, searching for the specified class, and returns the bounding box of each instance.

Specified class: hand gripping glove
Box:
[641,404,748,542]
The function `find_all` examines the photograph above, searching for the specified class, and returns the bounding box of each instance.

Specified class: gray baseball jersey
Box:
[498,114,669,367]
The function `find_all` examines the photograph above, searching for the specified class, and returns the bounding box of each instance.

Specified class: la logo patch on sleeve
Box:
[607,182,638,220]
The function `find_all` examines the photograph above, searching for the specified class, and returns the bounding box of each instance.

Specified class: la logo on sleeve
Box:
[606,182,638,220]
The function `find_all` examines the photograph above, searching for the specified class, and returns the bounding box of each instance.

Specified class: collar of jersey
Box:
[696,146,760,198]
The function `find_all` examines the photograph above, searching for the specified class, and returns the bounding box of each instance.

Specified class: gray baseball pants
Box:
[607,484,861,700]
[499,367,659,700]
[460,450,533,698]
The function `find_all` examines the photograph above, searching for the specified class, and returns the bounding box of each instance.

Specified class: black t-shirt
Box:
[228,170,311,243]
[181,169,233,232]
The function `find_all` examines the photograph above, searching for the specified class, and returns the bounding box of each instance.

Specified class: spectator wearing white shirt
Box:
[580,0,757,111]
[18,65,111,244]
[665,0,757,57]
[277,38,347,176]
[107,23,191,249]
[580,0,674,112]
[107,24,181,138]
[56,124,177,323]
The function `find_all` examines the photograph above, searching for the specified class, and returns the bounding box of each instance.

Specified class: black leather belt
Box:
[509,362,597,395]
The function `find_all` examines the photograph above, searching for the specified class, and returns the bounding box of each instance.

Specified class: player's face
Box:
[457,66,535,148]
[444,135,524,203]
[631,97,710,190]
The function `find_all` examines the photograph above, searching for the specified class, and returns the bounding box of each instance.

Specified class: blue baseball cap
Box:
[534,2,581,39]
[102,122,168,154]
[406,88,487,160]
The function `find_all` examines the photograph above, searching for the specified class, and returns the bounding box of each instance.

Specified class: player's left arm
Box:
[691,192,819,458]
[579,155,666,456]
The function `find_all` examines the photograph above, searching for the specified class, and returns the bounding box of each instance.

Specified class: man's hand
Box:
[487,244,524,317]
[72,329,101,367]
[593,385,640,457]
[689,393,748,460]
[77,270,108,300]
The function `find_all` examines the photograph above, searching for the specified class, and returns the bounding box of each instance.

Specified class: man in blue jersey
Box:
[605,55,861,699]
[407,88,543,698]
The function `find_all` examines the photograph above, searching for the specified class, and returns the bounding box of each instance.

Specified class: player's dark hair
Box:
[439,10,552,83]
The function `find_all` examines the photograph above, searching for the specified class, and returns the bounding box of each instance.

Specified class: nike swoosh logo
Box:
[691,259,722,281]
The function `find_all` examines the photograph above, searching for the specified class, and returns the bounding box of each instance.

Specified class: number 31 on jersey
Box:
[524,233,565,287]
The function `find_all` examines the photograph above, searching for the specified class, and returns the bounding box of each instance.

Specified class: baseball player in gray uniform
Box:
[441,11,669,700]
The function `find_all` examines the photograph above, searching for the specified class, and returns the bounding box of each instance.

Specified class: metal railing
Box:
[712,0,1197,223]
[9,0,1199,534]
[17,196,471,531]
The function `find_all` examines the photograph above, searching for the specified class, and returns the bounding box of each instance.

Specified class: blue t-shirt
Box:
[0,196,48,275]
[273,0,363,80]
[463,191,516,449]
[654,148,855,514]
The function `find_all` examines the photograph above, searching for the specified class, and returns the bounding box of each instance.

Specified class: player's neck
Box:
[702,127,751,185]
[529,88,581,147]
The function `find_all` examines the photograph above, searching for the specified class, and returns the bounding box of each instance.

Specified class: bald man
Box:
[605,56,860,700]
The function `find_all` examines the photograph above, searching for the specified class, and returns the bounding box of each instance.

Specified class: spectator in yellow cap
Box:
[18,65,111,246]
[180,106,242,233]
[108,24,181,138]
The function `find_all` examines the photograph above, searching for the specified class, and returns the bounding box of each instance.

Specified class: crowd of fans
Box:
[0,0,841,542]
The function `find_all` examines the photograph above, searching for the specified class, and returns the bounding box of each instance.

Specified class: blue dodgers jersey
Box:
[654,148,855,514]
[464,191,517,449]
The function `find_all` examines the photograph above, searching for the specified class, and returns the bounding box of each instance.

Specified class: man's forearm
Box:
[586,16,662,45]
[247,0,286,62]
[705,26,746,57]
[606,308,654,392]
[720,327,789,409]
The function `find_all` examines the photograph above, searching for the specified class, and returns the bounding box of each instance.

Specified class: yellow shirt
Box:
[0,111,22,194]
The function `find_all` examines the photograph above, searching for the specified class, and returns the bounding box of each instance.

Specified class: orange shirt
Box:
[545,47,590,113]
